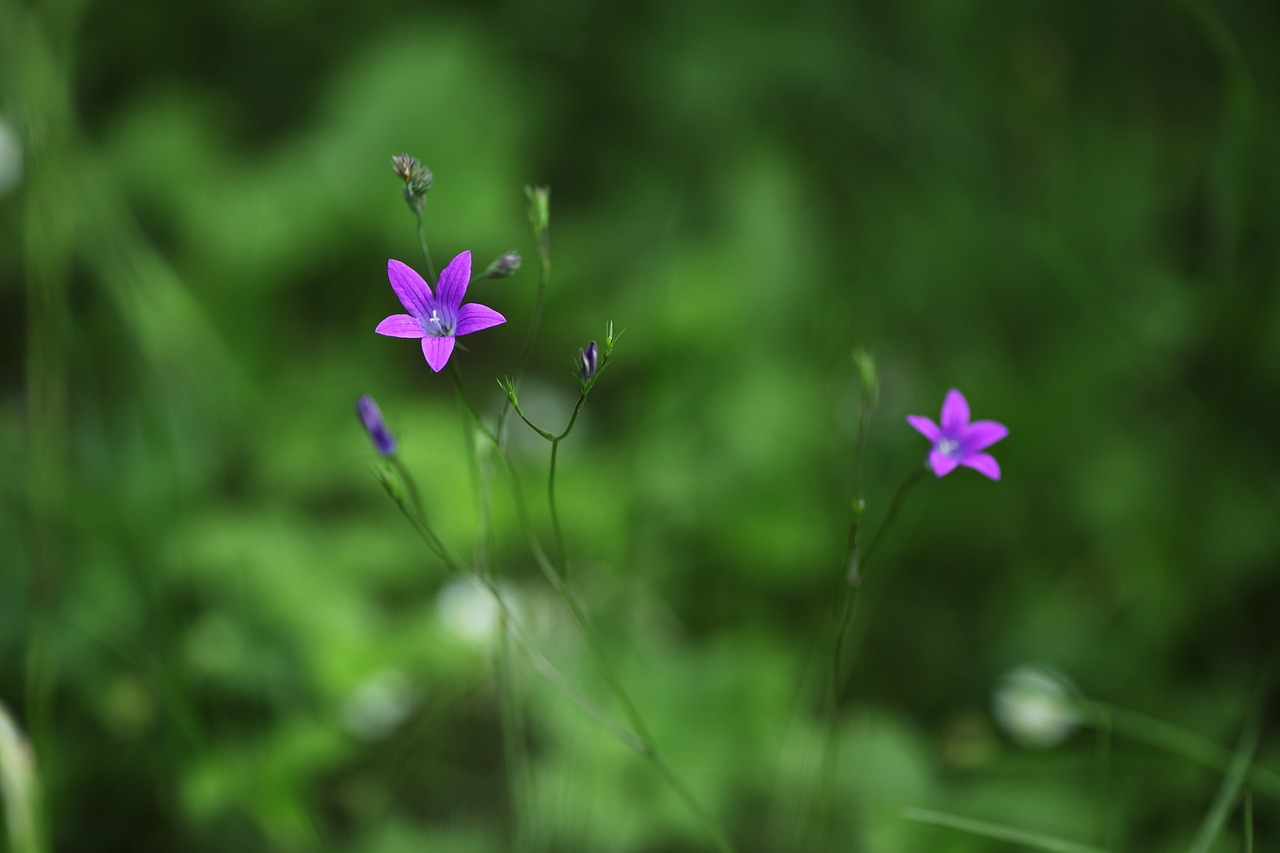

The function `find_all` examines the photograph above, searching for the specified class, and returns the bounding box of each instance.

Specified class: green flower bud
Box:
[391,153,433,215]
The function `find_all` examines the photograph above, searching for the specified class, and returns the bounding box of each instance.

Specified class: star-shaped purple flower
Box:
[907,389,1008,480]
[375,251,506,372]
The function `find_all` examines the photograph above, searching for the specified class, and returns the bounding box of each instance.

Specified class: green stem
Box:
[385,491,648,753]
[496,204,551,446]
[831,467,925,703]
[495,618,531,852]
[444,376,735,852]
[1080,701,1280,804]
[415,212,437,283]
[548,439,568,579]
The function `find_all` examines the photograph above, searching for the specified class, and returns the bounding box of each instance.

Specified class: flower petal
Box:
[906,415,941,443]
[940,389,970,432]
[435,251,472,311]
[962,420,1009,454]
[375,314,425,338]
[455,302,506,336]
[928,449,961,477]
[961,452,1001,480]
[421,335,456,372]
[388,259,434,318]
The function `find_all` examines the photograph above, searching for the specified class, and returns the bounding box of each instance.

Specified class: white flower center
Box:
[937,437,960,457]
[423,309,453,336]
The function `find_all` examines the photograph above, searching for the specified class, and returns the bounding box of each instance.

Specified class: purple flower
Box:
[375,251,506,372]
[907,389,1008,480]
[356,395,397,456]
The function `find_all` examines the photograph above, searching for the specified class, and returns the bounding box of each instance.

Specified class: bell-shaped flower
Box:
[907,389,1008,480]
[375,251,506,372]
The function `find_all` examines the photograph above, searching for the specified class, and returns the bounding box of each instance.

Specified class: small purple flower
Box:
[375,251,506,372]
[907,389,1008,480]
[356,395,397,456]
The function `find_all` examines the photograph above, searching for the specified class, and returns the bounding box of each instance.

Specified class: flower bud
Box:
[391,154,433,215]
[578,340,599,383]
[851,348,879,410]
[356,395,397,457]
[525,185,550,236]
[480,250,522,280]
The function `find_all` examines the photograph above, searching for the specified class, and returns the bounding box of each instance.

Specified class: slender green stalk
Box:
[831,467,925,702]
[1079,702,1280,804]
[445,362,529,845]
[547,440,568,580]
[544,395,588,579]
[415,213,436,283]
[1094,705,1115,851]
[383,488,647,752]
[448,376,736,853]
[495,619,531,853]
[1243,791,1253,853]
[1188,708,1259,853]
[903,808,1110,853]
[495,185,551,452]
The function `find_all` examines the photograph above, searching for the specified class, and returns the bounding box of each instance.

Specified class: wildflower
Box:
[907,388,1007,480]
[375,251,506,372]
[578,340,598,383]
[355,395,397,456]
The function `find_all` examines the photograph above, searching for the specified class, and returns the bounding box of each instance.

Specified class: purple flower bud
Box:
[578,340,599,383]
[356,395,397,457]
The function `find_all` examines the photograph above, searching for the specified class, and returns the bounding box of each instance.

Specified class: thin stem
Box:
[831,467,925,703]
[415,212,437,283]
[446,362,529,846]
[1094,705,1115,851]
[1244,791,1253,853]
[446,365,735,852]
[650,753,737,853]
[384,491,647,753]
[1079,701,1280,805]
[496,205,551,447]
[495,619,531,852]
[1188,707,1260,853]
[548,439,568,579]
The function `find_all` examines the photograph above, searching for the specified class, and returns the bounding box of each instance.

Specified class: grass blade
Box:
[903,807,1110,853]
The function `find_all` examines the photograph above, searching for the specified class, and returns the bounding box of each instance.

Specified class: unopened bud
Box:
[851,348,879,410]
[391,154,433,215]
[525,185,550,236]
[480,250,522,280]
[578,341,599,383]
[356,395,397,457]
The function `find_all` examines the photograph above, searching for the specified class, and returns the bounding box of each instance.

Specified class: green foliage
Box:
[4,0,1280,850]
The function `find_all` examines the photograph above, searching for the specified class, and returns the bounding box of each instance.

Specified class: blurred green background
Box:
[3,0,1280,850]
